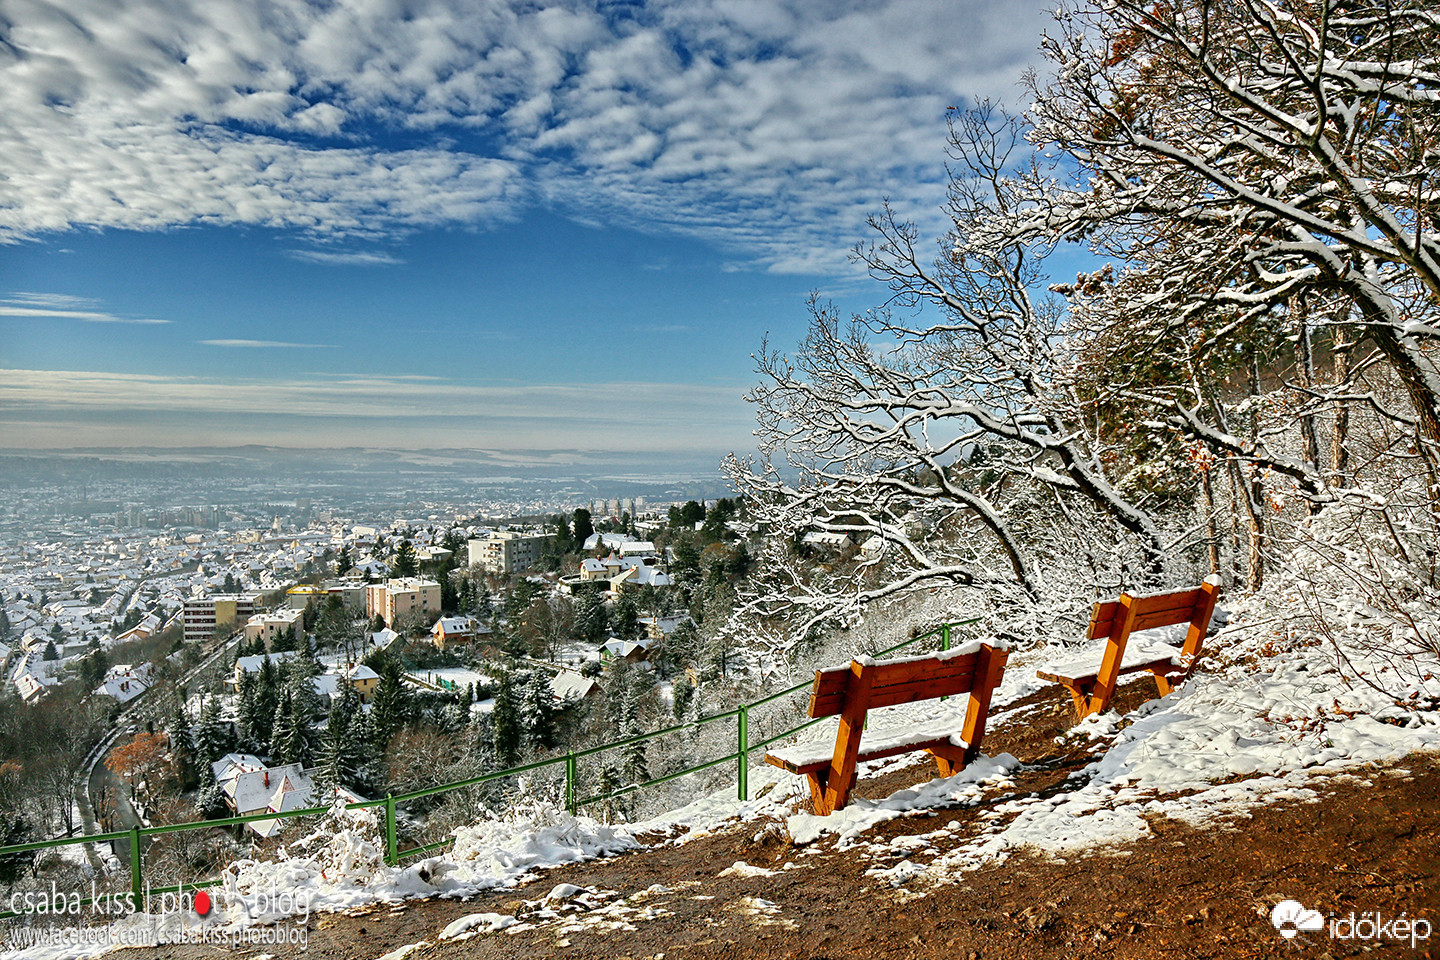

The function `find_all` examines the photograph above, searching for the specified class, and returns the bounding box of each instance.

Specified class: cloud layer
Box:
[0,0,1046,271]
[0,367,754,452]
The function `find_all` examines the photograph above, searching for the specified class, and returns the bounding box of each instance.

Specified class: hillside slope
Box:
[122,670,1440,960]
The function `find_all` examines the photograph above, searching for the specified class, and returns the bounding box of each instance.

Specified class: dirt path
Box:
[110,681,1440,960]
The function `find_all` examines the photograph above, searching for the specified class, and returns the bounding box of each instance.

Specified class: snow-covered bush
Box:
[1268,483,1440,699]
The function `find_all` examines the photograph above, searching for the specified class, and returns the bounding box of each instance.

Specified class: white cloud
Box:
[286,249,405,266]
[0,295,169,323]
[198,339,336,348]
[0,0,1049,271]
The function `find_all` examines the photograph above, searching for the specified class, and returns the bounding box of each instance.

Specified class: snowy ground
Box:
[6,603,1438,959]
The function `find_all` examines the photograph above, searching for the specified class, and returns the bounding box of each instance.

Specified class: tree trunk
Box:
[1331,326,1353,483]
[1243,352,1266,592]
[1199,466,1221,575]
[1293,299,1323,515]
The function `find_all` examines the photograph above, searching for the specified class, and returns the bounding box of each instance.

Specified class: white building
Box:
[468,532,552,574]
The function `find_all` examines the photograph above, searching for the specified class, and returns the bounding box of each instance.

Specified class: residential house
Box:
[430,615,490,651]
[549,670,600,704]
[229,651,298,691]
[93,662,154,704]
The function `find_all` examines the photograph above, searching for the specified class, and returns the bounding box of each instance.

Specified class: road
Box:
[78,628,244,866]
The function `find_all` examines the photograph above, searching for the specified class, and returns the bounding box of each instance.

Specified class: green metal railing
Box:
[0,619,973,919]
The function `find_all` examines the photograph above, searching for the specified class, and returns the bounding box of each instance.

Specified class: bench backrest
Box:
[807,646,998,718]
[1087,580,1220,661]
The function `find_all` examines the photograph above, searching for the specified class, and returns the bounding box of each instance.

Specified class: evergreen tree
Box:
[606,661,650,784]
[313,685,362,797]
[612,592,641,643]
[168,704,197,791]
[194,761,227,819]
[236,670,261,751]
[489,670,522,766]
[42,641,58,661]
[369,657,410,753]
[268,685,313,767]
[439,569,459,614]
[283,652,320,735]
[194,697,228,769]
[519,671,556,749]
[574,588,608,644]
[571,508,594,547]
[253,658,280,747]
[474,585,494,621]
[392,540,418,578]
[335,546,353,576]
[656,619,699,679]
[301,597,321,632]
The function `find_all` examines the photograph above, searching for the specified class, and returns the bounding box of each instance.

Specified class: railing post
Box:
[942,623,951,651]
[384,795,397,866]
[129,825,143,911]
[737,705,749,801]
[565,752,577,814]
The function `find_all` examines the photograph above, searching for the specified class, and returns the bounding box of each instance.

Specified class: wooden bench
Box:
[1037,580,1220,720]
[764,642,1009,816]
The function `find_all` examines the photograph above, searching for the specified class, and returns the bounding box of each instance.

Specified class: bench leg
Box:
[806,771,831,816]
[1062,680,1100,721]
[1151,669,1178,698]
[929,744,969,778]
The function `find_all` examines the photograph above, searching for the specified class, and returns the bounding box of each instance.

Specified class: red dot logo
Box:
[193,891,212,917]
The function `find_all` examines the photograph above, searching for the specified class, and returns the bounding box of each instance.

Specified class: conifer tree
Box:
[392,540,418,578]
[489,670,521,766]
[369,657,410,753]
[168,704,197,791]
[313,685,362,797]
[194,696,229,770]
[269,688,308,764]
[519,671,556,749]
[236,670,261,751]
[254,657,280,745]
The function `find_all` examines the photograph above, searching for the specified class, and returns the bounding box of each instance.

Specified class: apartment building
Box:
[183,592,260,643]
[244,608,304,649]
[467,531,552,574]
[364,578,440,628]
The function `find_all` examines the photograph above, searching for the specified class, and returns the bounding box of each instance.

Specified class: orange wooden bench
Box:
[764,642,1009,815]
[1037,580,1220,720]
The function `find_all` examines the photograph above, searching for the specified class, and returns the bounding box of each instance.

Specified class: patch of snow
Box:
[439,912,518,940]
[718,860,779,878]
[373,942,428,960]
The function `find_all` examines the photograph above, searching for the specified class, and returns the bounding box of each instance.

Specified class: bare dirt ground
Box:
[118,679,1440,960]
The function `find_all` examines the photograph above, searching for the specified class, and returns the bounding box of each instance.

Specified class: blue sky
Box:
[0,0,1055,464]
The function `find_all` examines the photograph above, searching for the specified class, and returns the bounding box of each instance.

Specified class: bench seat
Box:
[766,719,971,774]
[1036,635,1186,686]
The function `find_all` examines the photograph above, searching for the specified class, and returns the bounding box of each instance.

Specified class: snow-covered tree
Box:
[1019,0,1440,475]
